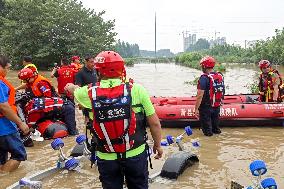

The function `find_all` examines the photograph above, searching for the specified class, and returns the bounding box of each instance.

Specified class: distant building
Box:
[183,32,197,52]
[192,34,197,44]
[209,37,226,48]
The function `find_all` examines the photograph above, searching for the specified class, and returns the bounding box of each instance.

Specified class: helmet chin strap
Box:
[96,68,126,82]
[121,68,126,83]
[202,67,214,73]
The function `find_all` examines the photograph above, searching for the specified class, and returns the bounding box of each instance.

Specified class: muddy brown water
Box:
[1,63,284,189]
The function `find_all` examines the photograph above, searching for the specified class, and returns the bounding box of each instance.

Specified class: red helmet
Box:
[72,56,80,61]
[94,51,125,78]
[200,56,216,68]
[18,68,34,80]
[258,60,271,69]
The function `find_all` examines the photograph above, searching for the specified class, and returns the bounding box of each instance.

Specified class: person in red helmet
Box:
[65,51,163,189]
[15,56,38,91]
[194,56,225,136]
[258,60,282,102]
[70,56,82,71]
[18,68,78,135]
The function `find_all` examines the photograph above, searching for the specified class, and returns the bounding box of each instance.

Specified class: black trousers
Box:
[97,150,149,189]
[62,100,77,135]
[199,106,221,136]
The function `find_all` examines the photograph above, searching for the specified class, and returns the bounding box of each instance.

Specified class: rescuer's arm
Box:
[147,113,163,159]
[0,102,29,135]
[195,89,205,118]
[15,83,27,91]
[272,73,281,101]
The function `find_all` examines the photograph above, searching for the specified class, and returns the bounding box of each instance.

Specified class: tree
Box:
[186,38,210,52]
[115,40,140,57]
[0,0,117,69]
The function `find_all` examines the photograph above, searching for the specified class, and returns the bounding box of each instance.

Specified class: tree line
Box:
[0,0,117,69]
[114,39,140,58]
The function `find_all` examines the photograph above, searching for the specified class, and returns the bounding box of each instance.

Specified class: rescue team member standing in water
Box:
[15,56,38,91]
[258,60,282,102]
[0,55,29,172]
[65,51,163,189]
[194,56,225,136]
[51,57,76,100]
[18,68,78,135]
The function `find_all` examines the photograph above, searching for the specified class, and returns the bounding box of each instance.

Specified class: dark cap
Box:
[23,55,32,62]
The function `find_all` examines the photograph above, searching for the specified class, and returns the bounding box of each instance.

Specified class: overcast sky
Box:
[81,0,284,53]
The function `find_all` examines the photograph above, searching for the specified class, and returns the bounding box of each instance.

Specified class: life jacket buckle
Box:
[117,152,126,161]
[118,137,126,145]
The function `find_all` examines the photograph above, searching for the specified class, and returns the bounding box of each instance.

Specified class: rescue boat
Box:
[151,94,284,127]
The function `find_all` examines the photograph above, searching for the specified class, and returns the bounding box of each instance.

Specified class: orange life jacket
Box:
[70,62,82,71]
[0,76,17,117]
[259,69,282,102]
[30,75,54,97]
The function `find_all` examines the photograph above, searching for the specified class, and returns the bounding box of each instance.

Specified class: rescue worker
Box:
[0,55,29,172]
[51,57,76,100]
[70,56,82,71]
[258,60,282,102]
[194,56,225,136]
[75,54,97,123]
[18,68,78,135]
[65,51,163,189]
[75,54,97,87]
[15,55,38,91]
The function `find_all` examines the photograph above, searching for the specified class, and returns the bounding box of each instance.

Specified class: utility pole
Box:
[154,12,157,68]
[244,40,247,49]
[154,12,156,60]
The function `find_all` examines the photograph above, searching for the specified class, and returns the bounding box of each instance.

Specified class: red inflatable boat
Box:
[151,94,284,127]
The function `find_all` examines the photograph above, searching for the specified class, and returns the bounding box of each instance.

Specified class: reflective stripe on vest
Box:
[202,72,225,107]
[260,69,282,99]
[90,84,131,152]
[88,81,147,155]
[0,76,17,117]
[123,85,131,151]
[24,63,38,73]
[26,97,63,114]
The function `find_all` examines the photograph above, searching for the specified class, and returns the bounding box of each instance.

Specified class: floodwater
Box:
[2,63,284,189]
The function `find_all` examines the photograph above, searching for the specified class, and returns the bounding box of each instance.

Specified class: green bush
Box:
[124,58,135,66]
